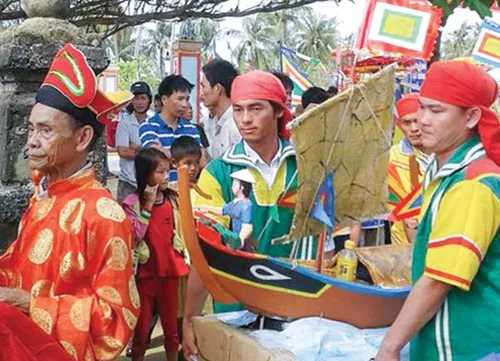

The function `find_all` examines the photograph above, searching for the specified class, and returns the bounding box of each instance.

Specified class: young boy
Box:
[170,135,203,188]
[169,135,203,355]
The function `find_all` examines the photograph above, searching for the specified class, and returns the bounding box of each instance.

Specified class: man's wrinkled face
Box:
[162,90,190,118]
[398,113,423,147]
[132,93,150,114]
[26,103,87,173]
[232,99,282,143]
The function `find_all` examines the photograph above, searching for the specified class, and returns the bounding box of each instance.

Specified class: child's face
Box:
[176,155,201,182]
[149,159,170,191]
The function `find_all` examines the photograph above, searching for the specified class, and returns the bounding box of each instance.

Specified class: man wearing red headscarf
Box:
[182,71,311,359]
[387,93,433,244]
[376,61,500,361]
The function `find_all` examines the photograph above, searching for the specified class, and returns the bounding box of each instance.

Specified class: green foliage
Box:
[227,7,339,73]
[430,0,493,19]
[118,55,160,93]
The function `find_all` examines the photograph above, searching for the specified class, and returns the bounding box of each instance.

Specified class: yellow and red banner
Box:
[473,19,500,68]
[356,0,443,60]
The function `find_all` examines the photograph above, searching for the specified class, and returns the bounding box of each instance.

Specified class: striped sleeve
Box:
[424,179,500,290]
[180,121,202,146]
[139,121,160,148]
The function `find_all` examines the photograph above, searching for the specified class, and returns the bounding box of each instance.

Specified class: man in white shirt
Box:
[200,59,241,159]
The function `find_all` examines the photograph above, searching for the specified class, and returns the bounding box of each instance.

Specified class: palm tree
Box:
[192,19,220,47]
[293,7,339,63]
[227,12,280,71]
[142,21,174,78]
[441,22,481,60]
[102,27,137,62]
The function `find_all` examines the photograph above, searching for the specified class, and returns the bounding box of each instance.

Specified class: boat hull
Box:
[177,167,410,329]
[197,221,409,329]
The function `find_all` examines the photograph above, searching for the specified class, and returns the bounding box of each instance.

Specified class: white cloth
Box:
[243,141,282,189]
[203,106,241,159]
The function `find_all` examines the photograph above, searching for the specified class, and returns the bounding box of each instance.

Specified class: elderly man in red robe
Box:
[0,44,139,361]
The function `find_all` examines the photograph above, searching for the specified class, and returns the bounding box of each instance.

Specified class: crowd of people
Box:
[0,42,498,361]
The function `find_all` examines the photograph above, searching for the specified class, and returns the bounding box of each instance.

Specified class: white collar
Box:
[243,141,282,167]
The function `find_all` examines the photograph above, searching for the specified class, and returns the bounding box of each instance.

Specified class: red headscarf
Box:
[231,70,293,140]
[420,61,500,166]
[396,92,420,124]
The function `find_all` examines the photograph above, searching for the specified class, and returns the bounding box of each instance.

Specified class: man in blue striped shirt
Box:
[139,75,204,182]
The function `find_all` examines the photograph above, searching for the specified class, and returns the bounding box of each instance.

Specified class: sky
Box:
[215,0,500,60]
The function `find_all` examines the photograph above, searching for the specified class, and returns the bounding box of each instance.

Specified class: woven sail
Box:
[287,65,396,240]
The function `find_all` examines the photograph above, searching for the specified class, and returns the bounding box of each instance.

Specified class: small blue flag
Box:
[310,172,335,230]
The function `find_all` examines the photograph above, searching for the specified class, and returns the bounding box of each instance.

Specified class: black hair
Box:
[301,87,329,109]
[154,94,161,102]
[135,148,177,207]
[239,181,252,198]
[202,59,239,98]
[327,86,338,96]
[158,75,194,98]
[170,136,202,162]
[272,71,294,92]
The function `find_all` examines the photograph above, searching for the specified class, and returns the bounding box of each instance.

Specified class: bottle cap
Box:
[344,240,356,250]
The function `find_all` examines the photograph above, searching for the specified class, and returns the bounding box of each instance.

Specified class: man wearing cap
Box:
[116,81,154,204]
[387,93,433,244]
[376,61,500,361]
[0,44,139,361]
[183,70,310,359]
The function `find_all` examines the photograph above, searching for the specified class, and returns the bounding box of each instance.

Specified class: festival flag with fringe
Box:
[473,18,500,68]
[356,0,442,60]
[280,45,315,106]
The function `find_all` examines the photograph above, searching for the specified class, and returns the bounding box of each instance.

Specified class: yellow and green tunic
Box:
[387,138,432,244]
[194,138,313,258]
[411,135,500,361]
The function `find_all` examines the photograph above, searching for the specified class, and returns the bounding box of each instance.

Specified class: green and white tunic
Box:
[411,135,500,361]
[194,138,317,258]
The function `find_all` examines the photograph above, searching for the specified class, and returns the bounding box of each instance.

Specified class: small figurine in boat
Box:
[196,169,255,250]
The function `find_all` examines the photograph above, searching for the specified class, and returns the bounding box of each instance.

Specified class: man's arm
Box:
[239,224,253,245]
[117,144,140,161]
[375,276,451,360]
[195,205,223,216]
[182,268,209,359]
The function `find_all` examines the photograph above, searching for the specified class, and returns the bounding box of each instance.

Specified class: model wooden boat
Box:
[178,65,411,328]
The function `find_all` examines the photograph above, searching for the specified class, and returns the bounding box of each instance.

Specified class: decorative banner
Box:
[356,0,443,60]
[280,45,314,106]
[473,18,500,68]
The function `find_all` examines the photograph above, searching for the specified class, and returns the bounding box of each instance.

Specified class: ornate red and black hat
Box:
[35,43,132,125]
